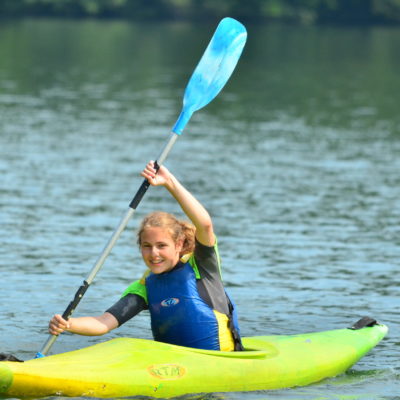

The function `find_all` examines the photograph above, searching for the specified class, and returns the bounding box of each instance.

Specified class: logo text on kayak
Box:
[148,363,186,380]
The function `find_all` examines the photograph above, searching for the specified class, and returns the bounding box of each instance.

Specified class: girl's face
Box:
[140,227,183,274]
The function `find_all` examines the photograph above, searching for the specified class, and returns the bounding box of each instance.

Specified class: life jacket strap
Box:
[227,295,244,351]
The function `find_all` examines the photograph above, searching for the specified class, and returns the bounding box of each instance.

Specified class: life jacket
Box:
[145,261,243,351]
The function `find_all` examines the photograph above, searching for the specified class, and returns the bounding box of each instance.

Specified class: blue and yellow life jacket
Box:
[145,261,242,351]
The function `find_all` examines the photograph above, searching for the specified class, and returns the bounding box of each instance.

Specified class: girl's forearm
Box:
[67,314,118,336]
[165,175,214,246]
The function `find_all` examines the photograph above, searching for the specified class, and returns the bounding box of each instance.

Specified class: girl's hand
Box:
[141,161,171,186]
[49,314,70,335]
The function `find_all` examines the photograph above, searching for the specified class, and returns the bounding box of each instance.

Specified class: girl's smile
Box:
[140,227,183,274]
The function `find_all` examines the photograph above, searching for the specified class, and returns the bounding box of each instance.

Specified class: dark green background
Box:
[2,0,400,25]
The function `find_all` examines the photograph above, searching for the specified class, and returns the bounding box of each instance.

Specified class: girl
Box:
[49,161,242,351]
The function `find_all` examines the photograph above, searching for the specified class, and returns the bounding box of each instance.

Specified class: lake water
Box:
[0,18,399,399]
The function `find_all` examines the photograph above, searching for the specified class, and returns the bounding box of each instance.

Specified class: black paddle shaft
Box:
[61,280,90,321]
[129,161,160,210]
[129,179,150,210]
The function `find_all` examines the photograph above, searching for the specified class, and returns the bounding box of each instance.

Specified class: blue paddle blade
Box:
[172,17,247,134]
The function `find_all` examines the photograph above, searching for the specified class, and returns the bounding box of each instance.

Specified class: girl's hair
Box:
[137,211,196,256]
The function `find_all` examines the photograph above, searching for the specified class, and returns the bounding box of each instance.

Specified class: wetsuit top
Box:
[106,237,242,351]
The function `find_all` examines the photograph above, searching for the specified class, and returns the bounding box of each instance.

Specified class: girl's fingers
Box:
[49,323,63,335]
[49,314,69,334]
[146,167,156,177]
[145,160,155,171]
[140,161,165,185]
[141,164,156,178]
[141,171,156,181]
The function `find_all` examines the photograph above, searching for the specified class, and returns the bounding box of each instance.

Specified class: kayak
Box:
[0,320,387,398]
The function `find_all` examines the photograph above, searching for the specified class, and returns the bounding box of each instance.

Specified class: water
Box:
[0,19,399,399]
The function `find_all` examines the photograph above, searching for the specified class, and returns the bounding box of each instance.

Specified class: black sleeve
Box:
[193,238,221,278]
[106,294,147,326]
[193,238,230,315]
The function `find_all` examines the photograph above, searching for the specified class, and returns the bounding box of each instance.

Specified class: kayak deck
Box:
[0,323,388,398]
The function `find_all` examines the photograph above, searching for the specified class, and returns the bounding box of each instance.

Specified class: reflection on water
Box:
[0,19,399,399]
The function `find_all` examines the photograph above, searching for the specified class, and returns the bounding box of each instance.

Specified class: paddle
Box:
[20,17,246,360]
[0,18,246,362]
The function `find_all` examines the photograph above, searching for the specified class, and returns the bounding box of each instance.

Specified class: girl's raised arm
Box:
[141,161,215,246]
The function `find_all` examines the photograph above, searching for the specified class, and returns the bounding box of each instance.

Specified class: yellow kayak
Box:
[0,321,388,398]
